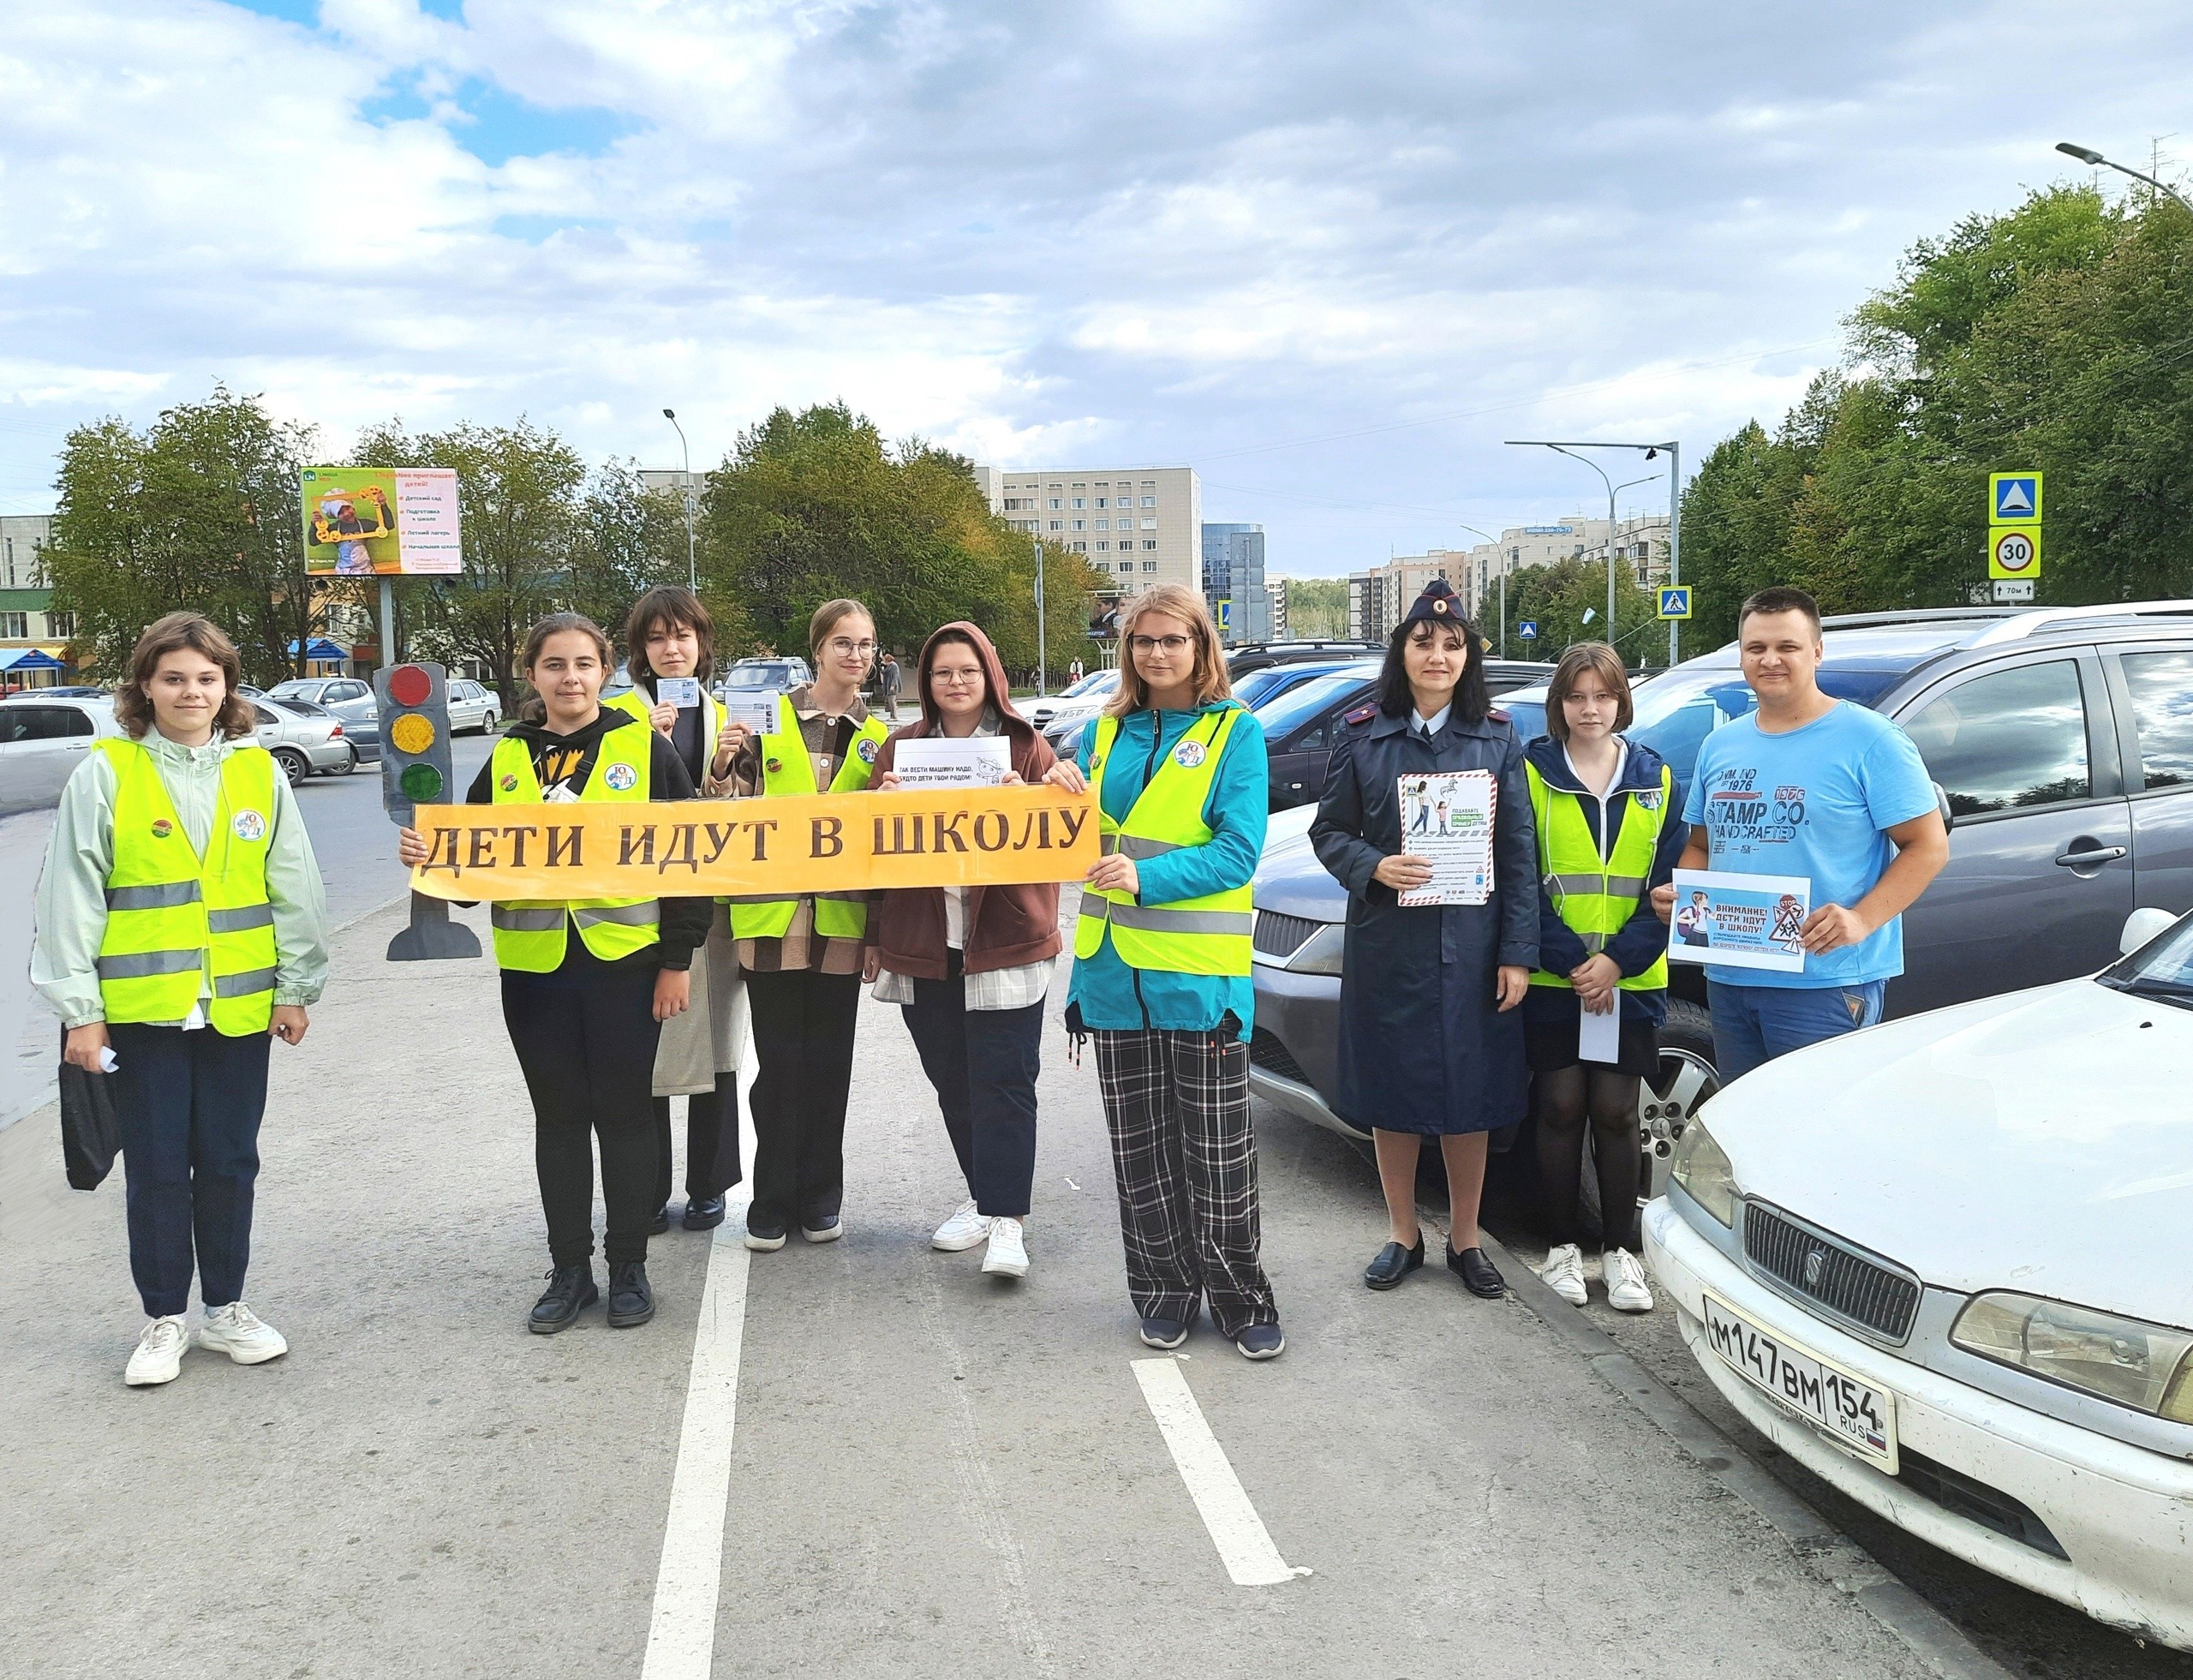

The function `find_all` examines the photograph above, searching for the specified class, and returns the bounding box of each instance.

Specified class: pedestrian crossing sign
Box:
[1658,587,1693,619]
[1216,598,1233,632]
[1990,472,2041,523]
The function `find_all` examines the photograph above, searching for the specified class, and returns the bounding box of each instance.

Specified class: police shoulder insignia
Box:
[857,738,881,765]
[1488,707,1511,725]
[1342,704,1377,726]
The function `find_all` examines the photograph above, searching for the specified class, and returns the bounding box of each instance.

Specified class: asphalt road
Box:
[0,734,498,1131]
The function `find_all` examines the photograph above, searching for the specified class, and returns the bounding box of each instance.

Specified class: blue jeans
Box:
[1706,979,1886,1084]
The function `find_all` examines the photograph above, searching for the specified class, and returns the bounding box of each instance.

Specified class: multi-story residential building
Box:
[1347,549,1470,642]
[978,465,1202,601]
[1200,523,1270,643]
[0,514,71,689]
[1266,577,1289,640]
[1459,514,1672,618]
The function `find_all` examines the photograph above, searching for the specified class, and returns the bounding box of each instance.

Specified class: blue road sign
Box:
[1658,587,1694,619]
[1993,474,2040,522]
[1517,619,1538,639]
[1216,597,1233,631]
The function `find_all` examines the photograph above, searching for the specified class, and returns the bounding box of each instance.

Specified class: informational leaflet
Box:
[654,677,702,709]
[1666,868,1810,973]
[1396,769,1495,907]
[892,737,1013,787]
[719,691,782,734]
[1579,996,1623,1065]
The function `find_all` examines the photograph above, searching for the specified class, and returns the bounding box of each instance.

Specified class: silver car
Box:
[0,694,126,815]
[445,679,503,734]
[249,696,352,785]
[270,676,379,761]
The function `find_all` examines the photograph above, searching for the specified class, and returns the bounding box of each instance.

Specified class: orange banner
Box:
[405,785,1098,901]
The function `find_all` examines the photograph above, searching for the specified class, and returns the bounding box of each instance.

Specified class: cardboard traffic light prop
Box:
[373,661,481,962]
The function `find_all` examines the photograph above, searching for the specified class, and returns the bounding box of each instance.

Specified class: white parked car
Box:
[248,696,352,784]
[1027,668,1118,741]
[445,679,503,734]
[0,694,126,815]
[1646,905,2193,1651]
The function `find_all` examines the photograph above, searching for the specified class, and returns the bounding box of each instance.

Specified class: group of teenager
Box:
[36,568,1945,1385]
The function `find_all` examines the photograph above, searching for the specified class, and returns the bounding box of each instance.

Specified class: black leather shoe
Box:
[1364,1236,1425,1290]
[647,1205,672,1236]
[1449,1244,1505,1299]
[606,1261,655,1328]
[682,1196,726,1232]
[529,1264,596,1334]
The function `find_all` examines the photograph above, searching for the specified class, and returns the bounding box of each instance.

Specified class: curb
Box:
[1479,1230,2017,1680]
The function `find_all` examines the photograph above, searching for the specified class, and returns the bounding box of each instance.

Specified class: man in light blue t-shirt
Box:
[1658,587,1948,1080]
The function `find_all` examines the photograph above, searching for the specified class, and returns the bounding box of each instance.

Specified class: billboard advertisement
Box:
[301,466,463,576]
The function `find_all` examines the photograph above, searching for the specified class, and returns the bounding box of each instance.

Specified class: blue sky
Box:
[0,0,2187,575]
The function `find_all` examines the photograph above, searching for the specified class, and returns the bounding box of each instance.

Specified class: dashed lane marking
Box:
[1131,1357,1300,1587]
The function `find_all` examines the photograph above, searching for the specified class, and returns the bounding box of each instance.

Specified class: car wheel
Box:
[327,743,357,777]
[1638,999,1719,1202]
[272,747,309,787]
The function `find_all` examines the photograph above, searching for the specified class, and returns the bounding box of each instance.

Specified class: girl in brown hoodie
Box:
[864,622,1066,1279]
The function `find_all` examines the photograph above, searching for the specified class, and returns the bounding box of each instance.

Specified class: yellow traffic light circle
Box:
[390,714,438,754]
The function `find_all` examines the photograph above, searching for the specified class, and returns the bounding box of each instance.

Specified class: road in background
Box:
[0,734,496,1131]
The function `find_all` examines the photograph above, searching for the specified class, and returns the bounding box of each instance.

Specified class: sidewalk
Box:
[0,900,1938,1679]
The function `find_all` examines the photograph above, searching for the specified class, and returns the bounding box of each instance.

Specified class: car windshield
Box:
[269,681,319,699]
[1253,671,1373,738]
[2103,913,2193,1009]
[278,697,332,717]
[724,664,792,690]
[1058,669,1115,698]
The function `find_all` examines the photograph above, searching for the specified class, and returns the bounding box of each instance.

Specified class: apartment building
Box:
[0,514,75,688]
[979,465,1202,599]
[1347,549,1469,642]
[1266,577,1289,640]
[1200,522,1270,643]
[1459,515,1672,616]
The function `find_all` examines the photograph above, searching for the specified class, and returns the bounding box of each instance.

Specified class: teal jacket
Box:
[1065,700,1267,1042]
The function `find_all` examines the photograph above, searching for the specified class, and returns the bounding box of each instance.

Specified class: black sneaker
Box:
[1234,1323,1285,1361]
[606,1262,655,1328]
[800,1212,843,1244]
[648,1205,672,1236]
[682,1196,727,1232]
[529,1264,597,1335]
[744,1215,787,1252]
[1138,1316,1190,1350]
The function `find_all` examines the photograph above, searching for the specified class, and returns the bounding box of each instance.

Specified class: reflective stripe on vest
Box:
[93,738,280,1034]
[1525,757,1670,991]
[727,695,888,943]
[1072,708,1253,977]
[487,720,660,972]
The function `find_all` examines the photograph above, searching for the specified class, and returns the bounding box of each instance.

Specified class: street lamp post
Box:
[2056,141,2193,216]
[1455,523,1498,648]
[662,408,696,591]
[1507,438,1681,664]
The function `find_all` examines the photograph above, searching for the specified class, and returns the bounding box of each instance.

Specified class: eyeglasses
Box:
[826,638,877,658]
[929,668,983,687]
[1129,634,1192,655]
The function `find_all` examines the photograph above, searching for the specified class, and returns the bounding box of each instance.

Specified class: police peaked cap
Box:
[1402,577,1467,626]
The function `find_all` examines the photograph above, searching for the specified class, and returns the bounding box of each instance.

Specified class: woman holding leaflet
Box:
[1310,579,1537,1299]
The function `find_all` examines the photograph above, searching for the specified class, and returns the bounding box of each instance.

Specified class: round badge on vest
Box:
[231,810,266,841]
[603,761,638,792]
[150,818,173,839]
[499,772,519,792]
[857,738,880,765]
[1174,739,1206,769]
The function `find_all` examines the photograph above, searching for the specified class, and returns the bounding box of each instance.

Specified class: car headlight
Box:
[1951,1292,2193,1421]
[1669,1117,1736,1227]
[1284,921,1346,977]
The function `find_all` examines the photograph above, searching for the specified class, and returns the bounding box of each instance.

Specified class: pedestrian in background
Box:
[399,613,709,1333]
[1063,583,1282,1360]
[715,599,888,1252]
[865,622,1060,1280]
[1311,579,1536,1300]
[608,586,749,1236]
[877,651,902,720]
[1067,655,1085,687]
[33,613,329,1386]
[1652,587,1947,1079]
[1521,643,1683,1314]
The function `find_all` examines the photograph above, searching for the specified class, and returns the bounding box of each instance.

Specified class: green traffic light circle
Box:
[400,762,445,802]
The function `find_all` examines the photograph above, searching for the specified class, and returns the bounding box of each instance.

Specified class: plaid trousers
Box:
[1092,1026,1278,1337]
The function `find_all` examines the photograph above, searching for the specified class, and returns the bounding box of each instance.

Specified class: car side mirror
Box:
[2119,906,2177,956]
[1932,780,1953,833]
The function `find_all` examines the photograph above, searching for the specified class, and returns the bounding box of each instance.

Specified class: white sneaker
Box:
[981,1217,1029,1278]
[125,1315,190,1386]
[197,1301,289,1364]
[1539,1243,1589,1306]
[1604,1247,1655,1313]
[932,1199,991,1253]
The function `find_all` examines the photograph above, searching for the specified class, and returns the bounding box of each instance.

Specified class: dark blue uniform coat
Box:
[1310,705,1540,1136]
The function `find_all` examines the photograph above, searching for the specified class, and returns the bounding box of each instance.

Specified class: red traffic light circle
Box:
[388,664,433,707]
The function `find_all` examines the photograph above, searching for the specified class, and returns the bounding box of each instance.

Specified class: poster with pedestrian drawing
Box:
[1667,868,1810,972]
[1396,769,1495,906]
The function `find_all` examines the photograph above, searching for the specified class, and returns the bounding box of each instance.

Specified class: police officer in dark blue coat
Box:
[1310,579,1539,1298]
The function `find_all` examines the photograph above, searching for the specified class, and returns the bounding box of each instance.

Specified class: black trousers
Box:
[108,1022,271,1318]
[743,967,860,1232]
[654,1085,742,1209]
[501,948,662,1267]
[899,964,1042,1218]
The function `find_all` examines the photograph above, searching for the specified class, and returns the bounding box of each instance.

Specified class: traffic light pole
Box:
[379,577,395,671]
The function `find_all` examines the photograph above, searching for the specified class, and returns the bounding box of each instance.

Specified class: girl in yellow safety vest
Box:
[606,586,749,1240]
[1521,643,1686,1317]
[398,613,710,1335]
[33,613,329,1387]
[711,597,887,1253]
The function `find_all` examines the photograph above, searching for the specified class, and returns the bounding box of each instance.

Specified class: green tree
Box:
[1493,556,1658,664]
[47,387,338,685]
[562,461,714,654]
[1281,577,1349,638]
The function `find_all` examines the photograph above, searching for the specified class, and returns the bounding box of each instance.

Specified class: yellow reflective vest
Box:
[1073,708,1253,978]
[726,695,888,942]
[1526,756,1671,992]
[488,720,660,972]
[604,685,722,770]
[95,738,280,1035]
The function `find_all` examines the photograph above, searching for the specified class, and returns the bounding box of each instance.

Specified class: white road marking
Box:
[641,1205,754,1680]
[1131,1358,1298,1587]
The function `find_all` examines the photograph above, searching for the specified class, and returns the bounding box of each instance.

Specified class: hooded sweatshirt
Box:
[865,622,1063,979]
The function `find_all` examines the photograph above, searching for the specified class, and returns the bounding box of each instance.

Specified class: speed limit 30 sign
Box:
[1988,524,2041,579]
